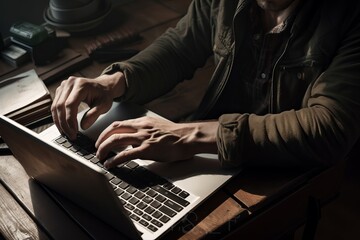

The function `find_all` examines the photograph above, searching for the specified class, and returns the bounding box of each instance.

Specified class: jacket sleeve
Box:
[217,7,360,168]
[102,0,213,104]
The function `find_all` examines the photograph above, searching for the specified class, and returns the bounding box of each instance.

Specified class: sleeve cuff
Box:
[217,113,249,168]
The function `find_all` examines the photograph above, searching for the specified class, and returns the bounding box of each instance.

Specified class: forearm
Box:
[102,0,213,104]
[218,105,360,169]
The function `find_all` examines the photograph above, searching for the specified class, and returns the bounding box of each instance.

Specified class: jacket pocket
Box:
[275,59,323,111]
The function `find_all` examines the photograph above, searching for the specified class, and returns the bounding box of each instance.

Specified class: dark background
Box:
[0,0,130,38]
[1,0,49,37]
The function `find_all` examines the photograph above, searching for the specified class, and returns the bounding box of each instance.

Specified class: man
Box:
[51,0,360,170]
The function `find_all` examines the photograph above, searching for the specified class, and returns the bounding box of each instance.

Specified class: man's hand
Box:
[51,72,126,140]
[95,116,219,169]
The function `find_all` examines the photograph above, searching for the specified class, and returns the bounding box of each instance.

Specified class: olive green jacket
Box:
[103,0,360,168]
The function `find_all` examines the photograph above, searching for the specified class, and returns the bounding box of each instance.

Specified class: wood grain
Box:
[0,155,92,239]
[0,183,50,240]
[162,191,248,240]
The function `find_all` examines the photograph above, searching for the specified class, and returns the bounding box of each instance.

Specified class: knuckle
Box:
[50,103,56,112]
[55,86,62,94]
[50,106,58,116]
[52,100,64,111]
[60,78,71,87]
[64,99,77,109]
[111,121,122,128]
[136,117,152,128]
[67,76,77,82]
[109,122,117,129]
[62,76,85,88]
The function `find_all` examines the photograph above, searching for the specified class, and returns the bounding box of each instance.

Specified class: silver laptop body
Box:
[0,101,240,240]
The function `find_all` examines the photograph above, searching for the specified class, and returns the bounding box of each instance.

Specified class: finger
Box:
[80,103,112,130]
[52,83,72,135]
[61,78,89,139]
[52,77,78,138]
[51,87,62,134]
[104,145,145,169]
[95,121,137,148]
[96,133,143,160]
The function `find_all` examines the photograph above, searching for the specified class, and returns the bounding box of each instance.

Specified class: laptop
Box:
[0,101,241,240]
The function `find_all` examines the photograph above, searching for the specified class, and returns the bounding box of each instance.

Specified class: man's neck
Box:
[261,0,301,32]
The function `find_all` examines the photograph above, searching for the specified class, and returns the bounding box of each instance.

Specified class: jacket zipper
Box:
[269,33,293,113]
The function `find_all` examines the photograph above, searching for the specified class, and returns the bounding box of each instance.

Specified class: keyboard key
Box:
[162,182,174,190]
[119,181,129,189]
[144,206,155,214]
[146,189,157,197]
[143,196,153,204]
[179,191,190,199]
[171,186,181,194]
[150,200,161,209]
[125,204,135,211]
[137,202,147,210]
[55,136,67,144]
[130,214,140,221]
[159,215,170,223]
[121,192,131,200]
[127,186,137,194]
[105,172,114,181]
[90,157,100,164]
[129,197,139,205]
[139,219,149,227]
[111,178,121,185]
[151,219,163,228]
[133,208,143,216]
[142,214,152,221]
[155,194,166,203]
[76,149,88,156]
[147,225,158,232]
[115,188,124,196]
[164,200,183,212]
[135,191,145,199]
[62,141,72,148]
[140,187,149,192]
[83,154,95,160]
[159,205,176,217]
[69,145,80,152]
[152,186,190,207]
[152,211,162,219]
[125,161,139,169]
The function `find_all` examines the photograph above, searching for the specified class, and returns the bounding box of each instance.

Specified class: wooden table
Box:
[0,0,347,239]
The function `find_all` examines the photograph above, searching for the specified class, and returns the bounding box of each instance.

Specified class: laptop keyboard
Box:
[53,133,191,233]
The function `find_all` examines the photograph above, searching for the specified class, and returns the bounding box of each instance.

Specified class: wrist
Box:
[110,71,127,99]
[100,72,127,99]
[179,121,218,155]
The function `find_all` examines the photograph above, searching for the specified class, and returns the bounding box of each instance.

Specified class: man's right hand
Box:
[51,72,126,140]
